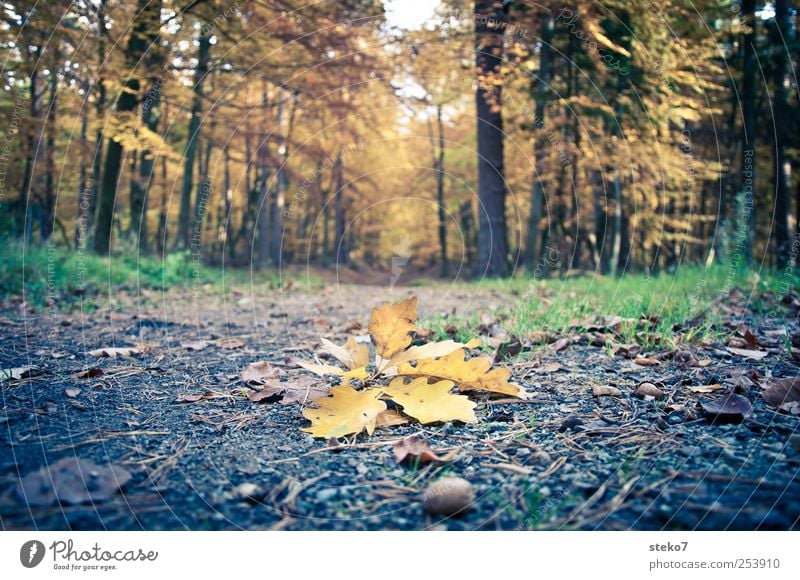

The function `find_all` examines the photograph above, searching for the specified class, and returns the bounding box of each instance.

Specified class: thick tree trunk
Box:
[772,0,792,269]
[177,28,210,251]
[270,91,297,266]
[474,0,509,277]
[93,0,160,254]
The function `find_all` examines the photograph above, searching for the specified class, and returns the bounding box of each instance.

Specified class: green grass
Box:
[0,241,316,309]
[421,265,799,349]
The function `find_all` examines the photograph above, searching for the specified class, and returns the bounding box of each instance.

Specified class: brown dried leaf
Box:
[240,361,283,385]
[71,368,104,379]
[392,435,442,465]
[181,340,210,351]
[701,393,753,421]
[761,377,800,408]
[216,338,245,350]
[727,347,768,361]
[592,385,622,397]
[17,457,131,506]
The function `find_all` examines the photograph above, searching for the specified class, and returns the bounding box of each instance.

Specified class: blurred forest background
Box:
[0,0,798,283]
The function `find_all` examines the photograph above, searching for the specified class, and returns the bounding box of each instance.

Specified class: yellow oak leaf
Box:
[296,360,368,386]
[387,339,478,367]
[395,349,524,398]
[368,297,417,364]
[319,337,369,370]
[383,377,477,424]
[301,385,387,438]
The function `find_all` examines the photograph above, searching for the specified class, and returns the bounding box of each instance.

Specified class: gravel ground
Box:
[1,283,799,530]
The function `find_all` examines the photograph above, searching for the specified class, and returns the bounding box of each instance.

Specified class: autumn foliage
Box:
[296,297,524,438]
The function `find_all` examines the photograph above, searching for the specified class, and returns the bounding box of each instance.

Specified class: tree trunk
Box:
[41,59,58,242]
[177,27,210,251]
[737,0,757,267]
[93,0,160,254]
[435,104,448,277]
[76,79,90,246]
[334,154,347,265]
[526,15,554,273]
[87,0,108,246]
[772,0,792,269]
[474,0,509,277]
[270,91,297,266]
[129,74,162,254]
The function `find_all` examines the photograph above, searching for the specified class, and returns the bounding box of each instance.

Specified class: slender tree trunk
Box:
[41,59,58,241]
[129,75,161,254]
[87,0,108,245]
[334,154,347,265]
[270,91,297,266]
[157,155,168,254]
[737,0,757,267]
[93,0,160,254]
[435,104,448,277]
[772,0,792,268]
[474,0,509,277]
[526,16,554,272]
[20,42,41,245]
[76,80,90,246]
[177,27,210,251]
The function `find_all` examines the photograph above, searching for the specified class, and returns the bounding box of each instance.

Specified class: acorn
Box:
[422,477,475,517]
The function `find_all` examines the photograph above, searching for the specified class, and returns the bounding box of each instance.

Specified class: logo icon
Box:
[20,540,45,568]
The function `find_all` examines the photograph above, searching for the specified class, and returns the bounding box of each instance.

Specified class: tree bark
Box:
[177,27,210,251]
[41,56,58,241]
[435,104,448,277]
[334,154,347,265]
[737,0,757,267]
[93,0,160,254]
[474,0,509,277]
[772,0,792,269]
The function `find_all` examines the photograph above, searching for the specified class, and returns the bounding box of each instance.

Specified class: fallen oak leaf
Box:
[761,377,800,408]
[296,360,369,383]
[701,392,753,422]
[216,338,245,350]
[247,377,329,405]
[727,347,768,361]
[393,349,524,398]
[70,368,104,379]
[375,409,409,428]
[368,296,417,364]
[301,385,387,439]
[382,377,477,424]
[393,435,443,465]
[385,338,481,367]
[320,336,369,370]
[181,340,210,351]
[240,361,284,385]
[17,457,131,507]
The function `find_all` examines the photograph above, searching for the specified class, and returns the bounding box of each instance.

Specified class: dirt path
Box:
[1,283,799,530]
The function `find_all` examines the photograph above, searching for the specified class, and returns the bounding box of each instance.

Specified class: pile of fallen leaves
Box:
[290,296,525,438]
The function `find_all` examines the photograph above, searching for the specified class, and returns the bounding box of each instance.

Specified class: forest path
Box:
[1,282,799,530]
